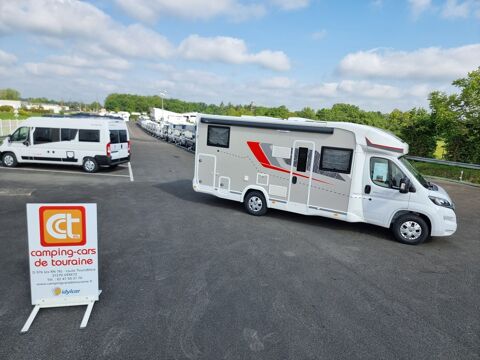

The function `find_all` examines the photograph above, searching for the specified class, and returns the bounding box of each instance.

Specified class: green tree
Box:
[0,88,20,100]
[398,108,437,157]
[429,67,480,163]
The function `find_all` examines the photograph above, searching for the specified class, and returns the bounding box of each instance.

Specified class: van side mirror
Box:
[399,178,410,194]
[6,135,11,143]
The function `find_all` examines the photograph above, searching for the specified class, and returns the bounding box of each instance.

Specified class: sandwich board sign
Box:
[21,204,101,333]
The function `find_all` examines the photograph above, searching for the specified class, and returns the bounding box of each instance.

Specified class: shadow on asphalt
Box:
[155,179,396,243]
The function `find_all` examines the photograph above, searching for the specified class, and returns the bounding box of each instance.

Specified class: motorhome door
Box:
[288,140,315,211]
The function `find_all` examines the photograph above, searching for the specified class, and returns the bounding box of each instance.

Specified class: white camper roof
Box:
[198,114,408,155]
[20,116,127,129]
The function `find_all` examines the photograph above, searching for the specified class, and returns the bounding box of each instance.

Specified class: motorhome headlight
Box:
[429,196,454,210]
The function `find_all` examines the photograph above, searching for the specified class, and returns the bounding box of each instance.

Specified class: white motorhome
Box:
[193,114,457,245]
[0,116,130,173]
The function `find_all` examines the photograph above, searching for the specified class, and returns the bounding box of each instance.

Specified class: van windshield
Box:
[398,156,430,189]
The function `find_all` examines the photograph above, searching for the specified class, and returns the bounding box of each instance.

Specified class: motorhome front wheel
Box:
[392,214,429,245]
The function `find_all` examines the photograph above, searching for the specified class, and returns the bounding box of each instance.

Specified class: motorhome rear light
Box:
[106,142,111,157]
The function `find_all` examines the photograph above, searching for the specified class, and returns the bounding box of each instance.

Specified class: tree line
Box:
[105,68,480,163]
[2,68,478,163]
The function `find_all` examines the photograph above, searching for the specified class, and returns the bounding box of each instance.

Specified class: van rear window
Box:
[110,130,128,143]
[79,130,100,142]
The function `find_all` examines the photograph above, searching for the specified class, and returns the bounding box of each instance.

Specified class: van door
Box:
[362,156,410,226]
[288,140,315,212]
[109,129,129,160]
[5,126,30,161]
[31,127,61,162]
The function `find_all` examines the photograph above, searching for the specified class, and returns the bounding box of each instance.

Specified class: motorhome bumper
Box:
[430,207,457,237]
[95,155,130,166]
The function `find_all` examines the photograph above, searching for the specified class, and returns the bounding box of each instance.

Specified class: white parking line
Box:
[0,166,130,178]
[128,162,134,182]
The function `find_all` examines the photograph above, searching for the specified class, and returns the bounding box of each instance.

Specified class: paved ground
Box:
[0,123,479,360]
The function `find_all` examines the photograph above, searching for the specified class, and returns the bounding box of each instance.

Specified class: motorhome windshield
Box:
[399,156,429,189]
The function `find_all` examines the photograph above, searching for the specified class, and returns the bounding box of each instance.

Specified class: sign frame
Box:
[21,203,101,333]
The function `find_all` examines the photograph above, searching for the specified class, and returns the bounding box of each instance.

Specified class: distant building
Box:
[0,100,21,109]
[24,103,69,114]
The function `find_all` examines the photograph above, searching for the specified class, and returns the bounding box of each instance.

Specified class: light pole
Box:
[159,91,167,122]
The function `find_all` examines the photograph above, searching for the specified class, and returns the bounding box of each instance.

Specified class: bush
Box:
[0,105,14,112]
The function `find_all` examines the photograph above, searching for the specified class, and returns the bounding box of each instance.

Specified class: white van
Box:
[193,114,457,245]
[0,116,131,173]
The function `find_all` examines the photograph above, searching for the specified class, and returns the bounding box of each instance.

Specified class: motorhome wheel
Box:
[244,191,267,216]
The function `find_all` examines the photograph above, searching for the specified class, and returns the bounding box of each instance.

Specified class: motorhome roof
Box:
[198,113,408,155]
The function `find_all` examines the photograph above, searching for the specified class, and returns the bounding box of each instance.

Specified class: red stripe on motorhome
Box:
[247,141,331,185]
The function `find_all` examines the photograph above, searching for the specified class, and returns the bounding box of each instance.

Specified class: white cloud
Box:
[49,55,130,71]
[311,29,327,41]
[338,80,401,99]
[0,49,17,65]
[0,0,174,60]
[270,0,309,10]
[258,77,295,89]
[442,0,471,18]
[178,35,291,71]
[338,44,480,80]
[115,0,265,22]
[408,0,432,17]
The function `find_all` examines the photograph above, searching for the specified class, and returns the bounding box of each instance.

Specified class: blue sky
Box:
[0,0,479,111]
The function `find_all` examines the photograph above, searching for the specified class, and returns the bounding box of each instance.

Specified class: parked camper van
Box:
[0,116,130,173]
[193,114,457,245]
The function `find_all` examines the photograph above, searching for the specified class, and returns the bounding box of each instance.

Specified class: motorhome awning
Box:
[200,117,334,134]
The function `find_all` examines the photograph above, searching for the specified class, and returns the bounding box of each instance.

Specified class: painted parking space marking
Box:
[0,188,33,196]
[128,162,134,182]
[0,166,130,178]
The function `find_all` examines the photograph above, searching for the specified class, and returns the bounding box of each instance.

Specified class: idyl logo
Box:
[39,206,86,246]
[52,287,80,296]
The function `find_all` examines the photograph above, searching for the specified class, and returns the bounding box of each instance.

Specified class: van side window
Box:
[11,127,29,142]
[296,147,309,172]
[61,129,78,141]
[79,129,100,142]
[207,125,230,148]
[33,128,60,144]
[370,157,405,189]
[320,147,353,174]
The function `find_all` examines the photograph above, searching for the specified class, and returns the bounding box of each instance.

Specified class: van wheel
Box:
[82,157,99,173]
[244,191,267,216]
[2,152,18,167]
[392,214,429,245]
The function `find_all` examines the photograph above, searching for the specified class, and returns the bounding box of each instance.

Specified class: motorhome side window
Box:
[207,125,230,148]
[33,127,60,144]
[11,127,29,142]
[61,129,78,141]
[320,147,353,174]
[79,129,100,142]
[370,157,405,189]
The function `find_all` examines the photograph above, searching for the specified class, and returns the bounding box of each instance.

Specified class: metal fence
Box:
[406,155,480,170]
[0,119,25,138]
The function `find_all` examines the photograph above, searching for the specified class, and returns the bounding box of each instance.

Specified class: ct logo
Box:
[39,206,86,246]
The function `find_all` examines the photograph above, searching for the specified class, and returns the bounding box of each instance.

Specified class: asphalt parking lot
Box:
[0,123,479,360]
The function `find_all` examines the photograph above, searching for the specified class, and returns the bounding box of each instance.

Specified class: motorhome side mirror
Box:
[23,140,30,146]
[6,135,11,143]
[399,178,410,194]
